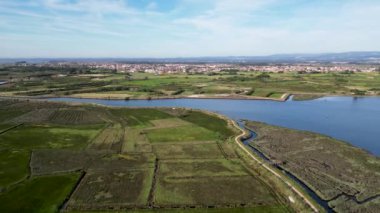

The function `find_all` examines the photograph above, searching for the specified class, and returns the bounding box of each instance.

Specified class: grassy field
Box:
[0,150,30,188]
[110,108,173,127]
[0,173,80,213]
[0,125,101,150]
[1,69,380,100]
[245,121,380,212]
[146,125,220,142]
[180,111,236,139]
[153,142,224,159]
[0,99,295,212]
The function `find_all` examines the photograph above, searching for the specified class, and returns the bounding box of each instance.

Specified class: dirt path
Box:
[148,158,159,207]
[232,121,320,213]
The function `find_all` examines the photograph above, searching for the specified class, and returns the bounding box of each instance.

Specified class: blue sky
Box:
[0,0,379,58]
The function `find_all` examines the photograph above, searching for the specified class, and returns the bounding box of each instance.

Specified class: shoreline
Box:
[0,92,290,102]
[3,92,380,102]
[51,93,291,102]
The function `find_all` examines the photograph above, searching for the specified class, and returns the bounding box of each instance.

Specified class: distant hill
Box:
[1,51,380,64]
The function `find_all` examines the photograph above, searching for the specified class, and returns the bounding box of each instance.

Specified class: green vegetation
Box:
[292,94,323,101]
[0,99,295,212]
[2,68,380,100]
[68,206,290,213]
[0,150,29,187]
[245,121,380,212]
[110,108,172,127]
[0,173,80,213]
[146,125,220,142]
[0,125,101,150]
[180,111,235,139]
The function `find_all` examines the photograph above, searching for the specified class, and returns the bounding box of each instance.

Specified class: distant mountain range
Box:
[1,51,380,64]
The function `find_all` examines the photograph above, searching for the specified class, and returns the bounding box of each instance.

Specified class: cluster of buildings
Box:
[10,61,380,74]
[83,63,379,74]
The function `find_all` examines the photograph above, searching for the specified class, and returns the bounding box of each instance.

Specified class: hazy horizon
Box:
[1,0,380,58]
[1,51,380,60]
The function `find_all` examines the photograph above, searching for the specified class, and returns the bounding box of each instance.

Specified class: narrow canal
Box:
[238,121,333,212]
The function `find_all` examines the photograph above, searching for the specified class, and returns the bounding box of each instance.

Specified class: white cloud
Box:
[41,0,134,15]
[0,0,380,57]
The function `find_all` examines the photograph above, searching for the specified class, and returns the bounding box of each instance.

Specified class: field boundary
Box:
[59,171,86,212]
[148,158,159,207]
[0,123,24,135]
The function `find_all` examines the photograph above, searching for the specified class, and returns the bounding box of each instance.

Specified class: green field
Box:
[110,108,173,127]
[1,68,380,100]
[0,99,296,212]
[146,125,220,142]
[0,125,101,150]
[0,150,30,187]
[0,173,80,213]
[180,111,235,139]
[0,124,102,190]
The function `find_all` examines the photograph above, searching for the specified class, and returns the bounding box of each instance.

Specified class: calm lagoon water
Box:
[49,96,380,156]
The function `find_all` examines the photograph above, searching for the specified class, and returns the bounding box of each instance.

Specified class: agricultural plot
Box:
[113,108,283,209]
[31,149,90,176]
[7,108,57,124]
[0,149,30,188]
[48,108,104,125]
[2,69,380,99]
[110,108,173,127]
[66,169,154,210]
[0,100,290,212]
[145,125,221,143]
[0,173,80,213]
[89,123,123,151]
[154,159,282,207]
[179,111,236,139]
[31,150,155,176]
[149,118,192,129]
[152,142,225,159]
[0,125,102,150]
[0,108,29,123]
[122,127,151,153]
[90,107,280,210]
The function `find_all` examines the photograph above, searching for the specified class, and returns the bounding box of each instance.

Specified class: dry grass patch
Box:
[122,127,151,153]
[153,142,224,159]
[149,118,191,129]
[89,123,123,151]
